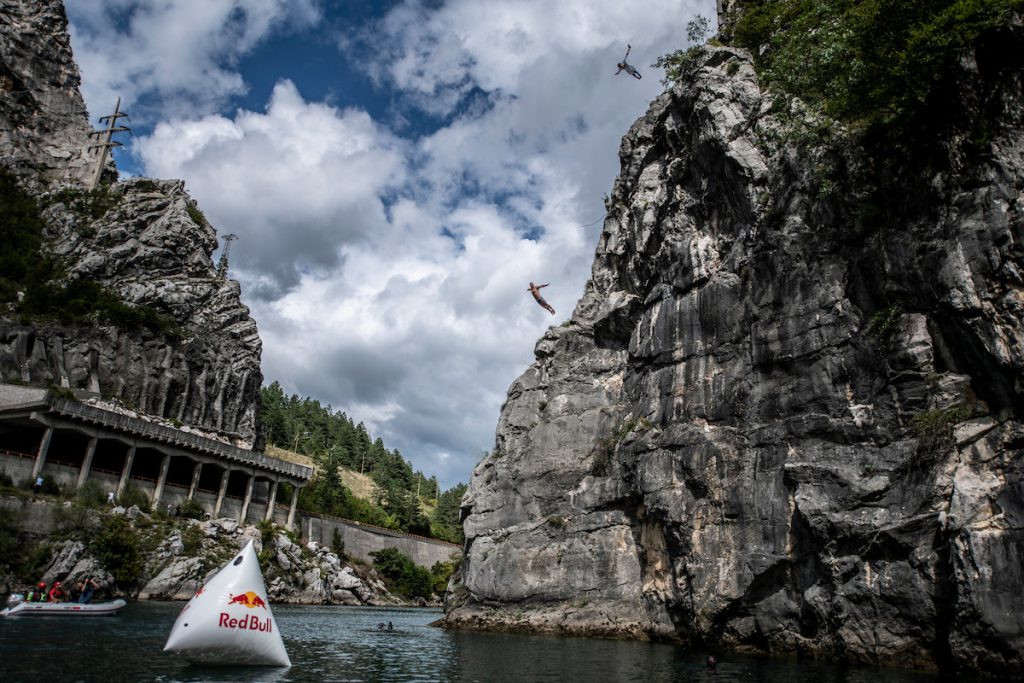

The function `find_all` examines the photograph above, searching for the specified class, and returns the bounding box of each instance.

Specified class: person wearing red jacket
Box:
[48,581,67,602]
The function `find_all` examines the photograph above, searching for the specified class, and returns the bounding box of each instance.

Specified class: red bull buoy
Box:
[164,539,290,666]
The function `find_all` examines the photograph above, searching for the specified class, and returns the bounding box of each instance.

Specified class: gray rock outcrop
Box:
[35,513,399,606]
[0,0,95,185]
[444,32,1024,678]
[136,519,400,606]
[0,0,262,446]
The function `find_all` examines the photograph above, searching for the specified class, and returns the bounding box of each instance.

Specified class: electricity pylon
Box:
[88,98,130,190]
[217,233,238,278]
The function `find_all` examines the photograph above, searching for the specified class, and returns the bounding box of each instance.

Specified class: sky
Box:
[65,0,715,490]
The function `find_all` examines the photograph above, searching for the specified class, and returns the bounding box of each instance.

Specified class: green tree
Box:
[431,483,467,544]
[0,169,53,303]
[730,0,1023,129]
[370,547,434,600]
[90,515,144,590]
[259,383,466,538]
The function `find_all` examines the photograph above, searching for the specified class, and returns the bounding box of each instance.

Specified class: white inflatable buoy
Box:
[164,539,290,666]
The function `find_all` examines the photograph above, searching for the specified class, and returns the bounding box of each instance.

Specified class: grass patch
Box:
[868,301,904,341]
[909,406,971,463]
[547,515,569,529]
[47,185,118,221]
[186,203,208,228]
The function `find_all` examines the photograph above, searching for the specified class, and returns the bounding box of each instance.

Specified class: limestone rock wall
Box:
[0,0,95,185]
[444,40,1024,676]
[0,0,262,446]
[0,180,263,446]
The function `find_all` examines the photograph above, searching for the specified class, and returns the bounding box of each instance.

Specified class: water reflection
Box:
[0,601,980,683]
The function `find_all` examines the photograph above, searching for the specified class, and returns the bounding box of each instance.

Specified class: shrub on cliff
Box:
[177,498,205,520]
[117,483,151,512]
[0,507,21,574]
[90,515,144,590]
[74,480,107,508]
[730,0,1022,131]
[0,168,55,304]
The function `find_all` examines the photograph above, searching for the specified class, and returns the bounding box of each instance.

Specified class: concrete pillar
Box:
[264,480,278,522]
[213,469,230,518]
[238,473,255,523]
[31,427,53,479]
[152,454,171,507]
[116,445,136,497]
[187,461,203,500]
[76,437,98,489]
[288,486,301,531]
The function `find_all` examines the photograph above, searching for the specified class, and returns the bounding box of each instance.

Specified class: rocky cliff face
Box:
[0,0,262,446]
[444,33,1024,677]
[0,0,95,185]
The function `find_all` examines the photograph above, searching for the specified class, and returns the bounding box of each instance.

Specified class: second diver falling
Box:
[528,282,556,315]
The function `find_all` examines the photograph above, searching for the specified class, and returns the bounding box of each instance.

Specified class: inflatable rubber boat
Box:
[164,539,290,667]
[1,596,127,617]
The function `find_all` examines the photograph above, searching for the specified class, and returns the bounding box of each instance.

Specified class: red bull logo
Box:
[226,591,267,609]
[219,590,272,632]
[218,612,274,633]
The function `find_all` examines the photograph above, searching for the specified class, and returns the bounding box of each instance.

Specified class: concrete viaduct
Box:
[0,384,311,527]
[0,384,460,567]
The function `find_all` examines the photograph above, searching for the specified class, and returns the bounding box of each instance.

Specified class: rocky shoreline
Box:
[15,505,438,608]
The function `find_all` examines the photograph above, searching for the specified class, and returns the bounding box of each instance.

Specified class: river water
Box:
[0,602,978,682]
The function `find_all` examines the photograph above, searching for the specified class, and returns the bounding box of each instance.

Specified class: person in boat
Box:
[26,582,48,602]
[528,282,556,315]
[48,581,67,602]
[615,44,642,79]
[79,577,98,604]
[69,581,83,602]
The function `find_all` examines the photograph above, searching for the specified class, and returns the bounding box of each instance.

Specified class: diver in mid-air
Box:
[615,44,641,79]
[528,282,556,315]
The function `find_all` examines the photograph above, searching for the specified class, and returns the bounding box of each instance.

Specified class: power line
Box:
[578,213,607,229]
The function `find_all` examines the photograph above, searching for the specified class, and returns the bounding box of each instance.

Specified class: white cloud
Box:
[75,0,717,488]
[67,0,321,121]
[356,0,708,116]
[136,80,406,296]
